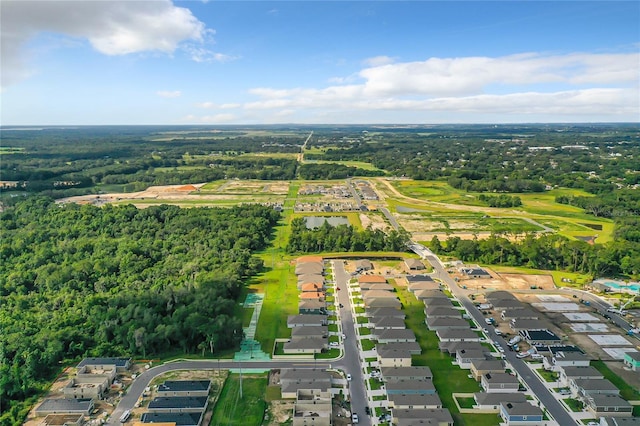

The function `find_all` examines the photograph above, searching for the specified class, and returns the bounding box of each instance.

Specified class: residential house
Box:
[359,282,394,291]
[364,298,402,309]
[76,365,116,384]
[404,259,426,270]
[358,275,387,285]
[492,299,525,311]
[381,366,433,382]
[362,289,398,300]
[35,399,95,417]
[157,381,211,397]
[585,394,633,418]
[501,308,539,321]
[287,315,327,328]
[455,349,488,369]
[62,376,109,400]
[385,379,436,395]
[422,297,453,308]
[298,300,326,315]
[623,351,640,372]
[392,408,453,426]
[481,373,520,393]
[409,281,441,293]
[377,348,412,367]
[283,337,327,354]
[295,262,323,276]
[571,378,620,397]
[470,360,506,381]
[369,316,406,330]
[405,274,434,284]
[559,365,603,386]
[76,357,131,373]
[439,341,484,355]
[473,392,526,411]
[376,328,416,344]
[299,291,325,300]
[485,291,518,303]
[388,394,442,410]
[297,273,324,286]
[299,282,325,292]
[280,369,332,399]
[293,390,332,426]
[291,326,328,338]
[355,259,373,271]
[544,351,590,370]
[499,402,544,425]
[140,412,203,426]
[436,329,481,343]
[366,307,406,319]
[461,267,491,279]
[425,317,469,331]
[376,341,421,355]
[424,306,460,319]
[417,290,449,300]
[147,396,208,413]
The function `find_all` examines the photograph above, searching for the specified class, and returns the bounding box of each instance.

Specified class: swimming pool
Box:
[599,280,640,293]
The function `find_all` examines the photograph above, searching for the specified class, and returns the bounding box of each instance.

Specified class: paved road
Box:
[107,359,332,426]
[346,178,364,208]
[333,260,372,426]
[424,254,578,426]
[380,207,400,231]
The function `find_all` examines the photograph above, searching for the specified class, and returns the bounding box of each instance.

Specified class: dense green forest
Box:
[0,198,280,425]
[286,217,410,253]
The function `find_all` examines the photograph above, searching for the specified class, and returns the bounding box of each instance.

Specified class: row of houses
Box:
[137,380,212,426]
[286,257,330,355]
[35,357,132,422]
[351,271,455,426]
[279,369,334,425]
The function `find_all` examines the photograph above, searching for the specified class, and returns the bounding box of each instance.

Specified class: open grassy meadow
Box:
[209,374,268,426]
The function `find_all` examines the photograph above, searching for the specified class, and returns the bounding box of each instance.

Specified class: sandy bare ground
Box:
[359,212,389,231]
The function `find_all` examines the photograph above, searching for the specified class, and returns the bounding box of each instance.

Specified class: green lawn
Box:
[564,398,584,412]
[210,374,267,426]
[536,369,559,383]
[591,360,640,400]
[388,280,498,426]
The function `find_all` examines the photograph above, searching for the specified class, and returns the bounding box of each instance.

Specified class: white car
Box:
[351,413,359,423]
[330,341,339,347]
[346,374,352,381]
[496,345,505,353]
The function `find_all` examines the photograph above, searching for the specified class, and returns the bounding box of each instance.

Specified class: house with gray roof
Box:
[370,316,406,330]
[77,357,131,372]
[585,394,633,418]
[291,326,328,338]
[486,291,517,302]
[501,307,539,321]
[546,350,590,370]
[287,315,327,328]
[509,318,547,331]
[364,297,402,309]
[455,349,488,368]
[362,289,398,300]
[470,360,506,380]
[439,341,484,354]
[425,317,470,331]
[392,408,453,426]
[623,351,640,372]
[436,328,480,342]
[360,282,394,291]
[424,306,460,318]
[406,274,434,283]
[571,378,620,397]
[377,349,412,367]
[366,307,406,318]
[377,341,421,355]
[283,337,327,354]
[386,379,436,395]
[140,412,204,426]
[355,259,373,271]
[405,259,426,270]
[376,328,416,343]
[599,417,640,425]
[295,262,323,276]
[481,373,520,393]
[35,399,95,416]
[473,392,527,411]
[381,366,433,382]
[388,393,442,410]
[499,401,543,425]
[492,299,525,311]
[280,369,331,384]
[157,380,211,397]
[559,365,603,386]
[298,299,327,315]
[461,267,491,278]
[147,396,208,413]
[297,273,324,286]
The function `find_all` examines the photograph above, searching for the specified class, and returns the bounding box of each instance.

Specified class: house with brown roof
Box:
[425,317,470,331]
[404,259,426,270]
[358,275,387,284]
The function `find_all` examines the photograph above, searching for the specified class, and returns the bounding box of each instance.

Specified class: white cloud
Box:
[201,113,236,123]
[363,55,395,67]
[157,90,181,98]
[241,51,639,121]
[184,46,238,63]
[195,101,217,109]
[1,0,209,87]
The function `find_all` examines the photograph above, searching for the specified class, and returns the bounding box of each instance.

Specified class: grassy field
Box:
[389,279,501,426]
[209,374,268,426]
[591,360,640,401]
[302,158,384,172]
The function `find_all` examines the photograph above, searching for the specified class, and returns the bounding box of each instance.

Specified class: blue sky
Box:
[1,1,638,125]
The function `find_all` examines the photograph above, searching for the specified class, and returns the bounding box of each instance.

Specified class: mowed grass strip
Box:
[209,374,267,426]
[390,280,499,426]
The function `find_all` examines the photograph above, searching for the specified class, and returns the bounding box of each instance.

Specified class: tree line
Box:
[0,198,280,425]
[286,217,410,253]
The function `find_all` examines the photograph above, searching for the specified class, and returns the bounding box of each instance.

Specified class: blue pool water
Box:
[601,280,640,292]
